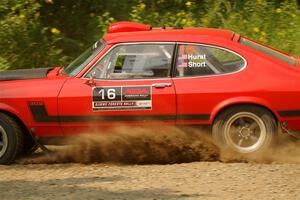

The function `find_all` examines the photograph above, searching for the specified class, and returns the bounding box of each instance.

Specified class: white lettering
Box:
[187,54,206,60]
[188,61,206,67]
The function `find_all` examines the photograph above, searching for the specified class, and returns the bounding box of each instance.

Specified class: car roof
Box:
[103,27,235,44]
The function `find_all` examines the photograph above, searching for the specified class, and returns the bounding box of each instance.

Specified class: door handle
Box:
[152,83,172,88]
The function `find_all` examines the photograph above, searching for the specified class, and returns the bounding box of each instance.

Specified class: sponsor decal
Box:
[92,86,152,111]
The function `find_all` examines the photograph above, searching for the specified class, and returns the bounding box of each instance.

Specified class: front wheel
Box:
[212,106,277,154]
[0,113,23,164]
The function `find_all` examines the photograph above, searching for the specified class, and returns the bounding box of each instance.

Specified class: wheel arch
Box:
[210,97,279,124]
[0,106,31,138]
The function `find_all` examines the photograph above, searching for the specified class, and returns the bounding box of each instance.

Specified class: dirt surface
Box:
[0,126,299,200]
[0,162,299,200]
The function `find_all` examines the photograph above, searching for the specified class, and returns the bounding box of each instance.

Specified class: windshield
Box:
[62,39,106,76]
[239,37,297,67]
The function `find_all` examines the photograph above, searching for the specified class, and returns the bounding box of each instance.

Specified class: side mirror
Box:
[85,72,96,86]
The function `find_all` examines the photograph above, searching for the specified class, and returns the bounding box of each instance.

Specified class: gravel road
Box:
[0,162,299,200]
[0,127,299,200]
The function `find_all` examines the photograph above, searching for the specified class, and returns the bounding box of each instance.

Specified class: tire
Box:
[0,113,23,164]
[212,105,277,154]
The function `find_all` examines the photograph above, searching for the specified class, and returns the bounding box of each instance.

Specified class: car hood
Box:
[0,68,53,81]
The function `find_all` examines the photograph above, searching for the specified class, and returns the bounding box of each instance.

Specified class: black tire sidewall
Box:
[0,116,19,164]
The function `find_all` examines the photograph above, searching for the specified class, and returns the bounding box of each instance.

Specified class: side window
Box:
[86,44,174,79]
[176,44,245,77]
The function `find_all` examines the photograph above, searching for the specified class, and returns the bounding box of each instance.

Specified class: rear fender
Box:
[210,96,280,123]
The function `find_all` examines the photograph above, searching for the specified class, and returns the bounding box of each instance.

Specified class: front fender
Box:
[0,101,31,129]
[0,102,22,119]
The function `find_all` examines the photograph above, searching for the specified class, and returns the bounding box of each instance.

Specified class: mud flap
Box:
[28,129,51,155]
[280,122,300,139]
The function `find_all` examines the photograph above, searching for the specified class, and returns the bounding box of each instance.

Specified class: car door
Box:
[58,43,177,135]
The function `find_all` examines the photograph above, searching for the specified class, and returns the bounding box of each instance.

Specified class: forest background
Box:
[0,0,299,70]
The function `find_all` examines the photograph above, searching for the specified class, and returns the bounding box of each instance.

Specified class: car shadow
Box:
[0,175,217,199]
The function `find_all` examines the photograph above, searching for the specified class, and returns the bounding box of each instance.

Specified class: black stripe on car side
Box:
[29,104,59,123]
[278,110,300,117]
[177,114,210,121]
[28,104,210,123]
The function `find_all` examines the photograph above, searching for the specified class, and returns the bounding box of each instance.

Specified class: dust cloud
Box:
[19,125,299,165]
[220,135,300,164]
[21,125,219,164]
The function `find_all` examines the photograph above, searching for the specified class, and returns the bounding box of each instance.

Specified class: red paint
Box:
[0,22,300,138]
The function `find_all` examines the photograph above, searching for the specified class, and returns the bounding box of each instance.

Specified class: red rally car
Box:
[0,21,299,164]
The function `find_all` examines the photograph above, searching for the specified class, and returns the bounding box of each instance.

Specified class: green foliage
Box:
[0,0,299,70]
[127,0,300,56]
[0,56,10,71]
[0,0,64,69]
[221,0,300,56]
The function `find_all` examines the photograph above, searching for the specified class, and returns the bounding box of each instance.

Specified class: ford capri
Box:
[0,21,299,164]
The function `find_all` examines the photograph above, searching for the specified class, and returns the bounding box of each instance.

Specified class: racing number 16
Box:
[98,88,116,100]
[93,86,121,102]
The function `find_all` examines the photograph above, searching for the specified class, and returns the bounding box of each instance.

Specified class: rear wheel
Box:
[212,105,276,154]
[0,113,23,164]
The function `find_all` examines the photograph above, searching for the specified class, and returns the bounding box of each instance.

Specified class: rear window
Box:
[176,44,246,77]
[239,37,297,67]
